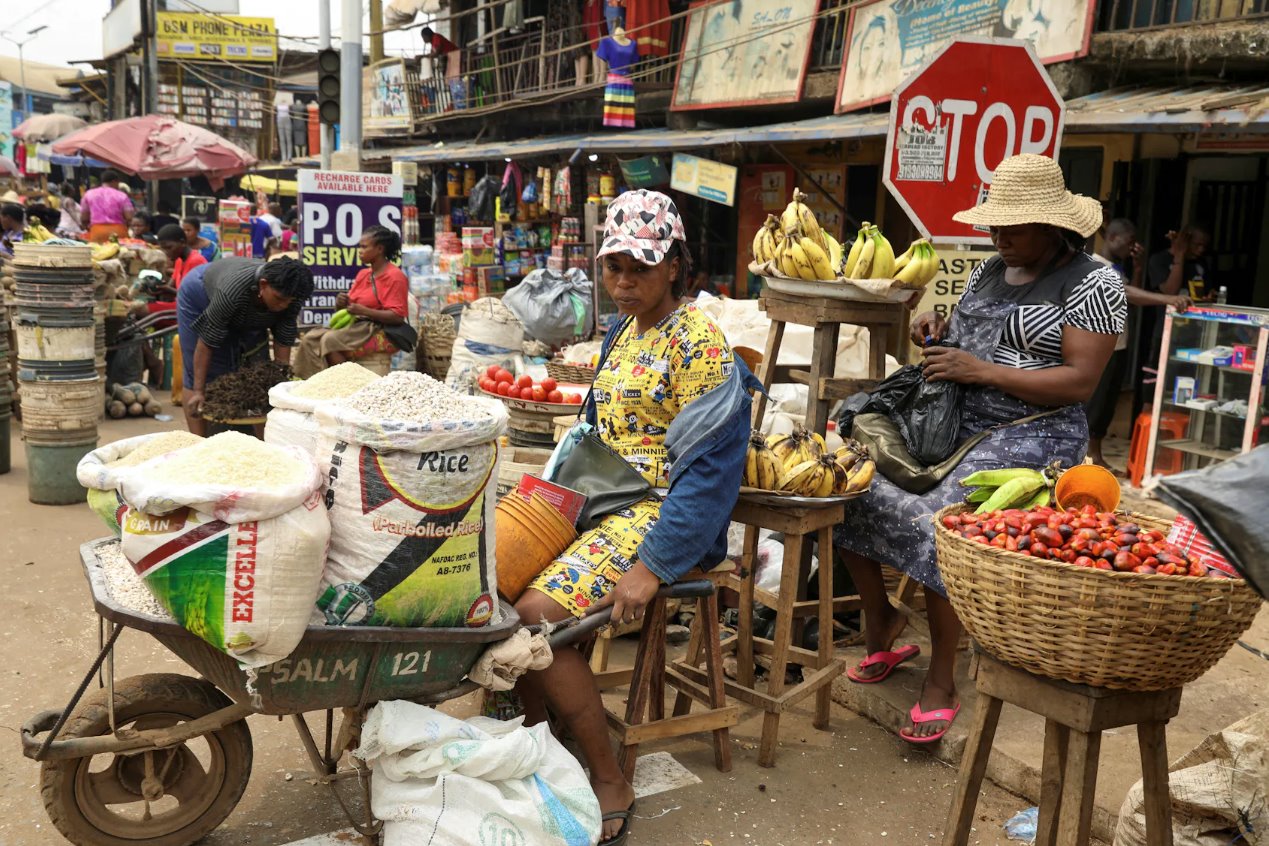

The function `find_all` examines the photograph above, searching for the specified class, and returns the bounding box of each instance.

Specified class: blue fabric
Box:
[198,226,219,262]
[586,317,761,584]
[250,217,272,258]
[176,263,268,389]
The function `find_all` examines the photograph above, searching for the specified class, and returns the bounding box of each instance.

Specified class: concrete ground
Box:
[0,402,1039,846]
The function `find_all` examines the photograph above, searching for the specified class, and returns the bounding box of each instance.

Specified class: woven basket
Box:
[546,358,595,385]
[420,313,456,380]
[934,504,1263,691]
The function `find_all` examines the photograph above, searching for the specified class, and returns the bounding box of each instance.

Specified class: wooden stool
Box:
[673,496,848,767]
[944,652,1180,846]
[605,584,739,782]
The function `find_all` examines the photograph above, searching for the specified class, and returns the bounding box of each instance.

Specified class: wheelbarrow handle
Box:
[544,578,713,650]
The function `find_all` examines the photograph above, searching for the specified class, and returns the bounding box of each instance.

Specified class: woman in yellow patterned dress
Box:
[513,190,755,845]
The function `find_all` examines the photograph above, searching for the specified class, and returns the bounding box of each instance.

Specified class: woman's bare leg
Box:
[902,588,962,739]
[839,549,909,679]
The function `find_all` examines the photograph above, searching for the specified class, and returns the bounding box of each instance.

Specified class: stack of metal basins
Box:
[12,243,100,504]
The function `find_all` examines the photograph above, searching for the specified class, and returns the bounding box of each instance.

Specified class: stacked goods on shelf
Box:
[11,244,100,504]
[742,425,875,498]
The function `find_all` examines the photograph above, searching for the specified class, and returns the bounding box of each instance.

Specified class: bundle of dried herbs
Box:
[202,360,292,420]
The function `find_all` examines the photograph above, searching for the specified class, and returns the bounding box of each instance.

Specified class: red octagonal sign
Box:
[883,37,1065,246]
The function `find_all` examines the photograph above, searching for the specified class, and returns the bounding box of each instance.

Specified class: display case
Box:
[1144,304,1269,482]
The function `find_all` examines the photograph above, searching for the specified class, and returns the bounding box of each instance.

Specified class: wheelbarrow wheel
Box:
[40,673,253,846]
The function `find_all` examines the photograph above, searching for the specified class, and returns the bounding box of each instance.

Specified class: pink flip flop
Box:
[900,701,961,745]
[846,644,921,684]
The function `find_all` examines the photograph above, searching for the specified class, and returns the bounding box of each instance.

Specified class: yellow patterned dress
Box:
[527,303,734,616]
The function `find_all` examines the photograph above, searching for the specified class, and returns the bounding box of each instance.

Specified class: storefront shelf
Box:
[1161,401,1261,421]
[1167,357,1258,376]
[1156,438,1240,461]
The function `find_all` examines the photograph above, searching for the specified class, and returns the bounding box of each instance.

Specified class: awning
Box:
[240,174,298,197]
[1064,85,1269,134]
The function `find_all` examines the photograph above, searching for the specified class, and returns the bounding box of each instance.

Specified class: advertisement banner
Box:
[836,0,1094,113]
[365,60,414,131]
[156,12,277,63]
[670,153,738,206]
[298,170,403,328]
[182,195,218,224]
[673,0,820,111]
[218,200,253,259]
[619,155,671,189]
[0,82,12,160]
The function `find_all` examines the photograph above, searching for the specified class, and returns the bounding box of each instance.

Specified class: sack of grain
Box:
[265,363,382,457]
[315,371,507,628]
[446,297,525,395]
[77,431,204,534]
[118,432,330,668]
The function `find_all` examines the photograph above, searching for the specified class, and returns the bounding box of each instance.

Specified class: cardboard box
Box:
[461,265,506,301]
[462,226,496,267]
[1233,345,1257,370]
[1174,348,1202,362]
[1172,375,1196,405]
[1195,346,1235,367]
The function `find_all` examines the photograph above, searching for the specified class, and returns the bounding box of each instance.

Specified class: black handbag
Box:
[368,270,418,353]
[550,317,653,531]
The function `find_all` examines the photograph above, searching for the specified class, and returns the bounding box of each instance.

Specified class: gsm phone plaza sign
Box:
[883,38,1065,245]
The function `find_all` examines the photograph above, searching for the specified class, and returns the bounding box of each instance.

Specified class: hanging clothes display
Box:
[596,35,639,129]
[625,0,671,58]
[584,0,605,49]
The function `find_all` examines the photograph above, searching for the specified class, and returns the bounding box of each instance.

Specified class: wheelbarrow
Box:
[21,538,711,845]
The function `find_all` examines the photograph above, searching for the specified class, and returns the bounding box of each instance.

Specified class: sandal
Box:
[599,800,636,846]
[899,701,961,745]
[845,644,921,684]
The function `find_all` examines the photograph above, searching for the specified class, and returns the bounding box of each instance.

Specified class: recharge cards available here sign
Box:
[299,170,403,328]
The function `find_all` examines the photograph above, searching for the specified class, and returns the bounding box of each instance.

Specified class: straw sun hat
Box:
[952,154,1103,238]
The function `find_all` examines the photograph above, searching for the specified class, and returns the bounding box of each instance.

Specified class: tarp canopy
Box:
[240,174,298,197]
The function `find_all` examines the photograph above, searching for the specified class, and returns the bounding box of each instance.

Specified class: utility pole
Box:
[146,0,159,116]
[369,0,385,64]
[319,0,334,170]
[1,26,46,118]
[339,0,363,166]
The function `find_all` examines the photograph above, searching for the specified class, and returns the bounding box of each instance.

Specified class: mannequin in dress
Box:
[596,27,639,128]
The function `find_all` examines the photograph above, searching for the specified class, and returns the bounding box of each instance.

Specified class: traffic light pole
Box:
[339,0,363,164]
[319,0,333,170]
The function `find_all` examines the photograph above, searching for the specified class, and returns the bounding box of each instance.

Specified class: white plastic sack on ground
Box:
[118,444,329,669]
[447,297,526,394]
[358,700,601,846]
[314,396,507,628]
[1115,709,1269,846]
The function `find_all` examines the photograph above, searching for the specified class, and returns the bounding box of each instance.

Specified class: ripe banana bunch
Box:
[780,188,828,253]
[23,222,56,244]
[832,442,876,495]
[750,188,839,282]
[91,241,121,262]
[751,215,784,266]
[743,430,782,490]
[779,456,837,497]
[767,424,825,470]
[844,223,895,280]
[892,239,941,288]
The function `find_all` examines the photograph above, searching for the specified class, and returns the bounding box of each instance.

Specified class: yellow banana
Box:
[800,237,834,281]
[892,242,915,273]
[827,456,852,495]
[894,246,929,286]
[920,243,941,286]
[842,459,876,494]
[870,229,896,279]
[780,189,806,239]
[778,459,818,493]
[782,240,807,279]
[752,226,769,264]
[758,448,781,490]
[843,223,869,277]
[767,431,799,466]
[797,199,827,252]
[825,234,843,276]
[809,431,827,455]
[850,232,876,279]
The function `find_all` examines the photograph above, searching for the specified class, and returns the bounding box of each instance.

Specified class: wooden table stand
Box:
[671,497,848,767]
[944,653,1181,846]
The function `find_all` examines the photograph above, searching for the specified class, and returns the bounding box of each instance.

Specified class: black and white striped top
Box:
[962,254,1126,371]
[192,258,301,349]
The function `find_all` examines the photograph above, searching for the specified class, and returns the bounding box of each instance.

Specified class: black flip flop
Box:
[600,800,636,846]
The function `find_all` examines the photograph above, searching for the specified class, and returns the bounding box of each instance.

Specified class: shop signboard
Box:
[905,247,996,360]
[298,169,403,328]
[672,0,820,111]
[155,12,277,63]
[836,0,1094,113]
[883,38,1064,245]
[0,82,12,159]
[619,155,670,189]
[365,60,414,131]
[671,153,738,206]
[218,200,253,259]
[182,195,218,224]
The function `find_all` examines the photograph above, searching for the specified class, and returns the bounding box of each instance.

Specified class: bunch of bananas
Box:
[961,467,1055,514]
[892,239,940,288]
[91,241,120,262]
[843,222,895,280]
[22,221,56,244]
[328,309,355,329]
[743,426,875,497]
[751,189,843,282]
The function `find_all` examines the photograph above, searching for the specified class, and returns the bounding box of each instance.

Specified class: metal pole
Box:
[319,0,334,169]
[369,0,385,64]
[339,0,363,158]
[146,0,160,116]
[17,41,29,117]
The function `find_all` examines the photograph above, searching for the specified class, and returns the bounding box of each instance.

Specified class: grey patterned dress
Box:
[834,253,1127,596]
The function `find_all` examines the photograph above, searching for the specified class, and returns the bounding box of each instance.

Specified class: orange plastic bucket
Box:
[494,497,575,602]
[1055,464,1121,513]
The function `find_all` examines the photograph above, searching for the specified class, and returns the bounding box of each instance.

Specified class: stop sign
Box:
[883,37,1065,246]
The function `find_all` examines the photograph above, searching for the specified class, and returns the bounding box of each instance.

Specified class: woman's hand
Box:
[910,311,948,346]
[346,301,365,318]
[1166,294,1192,313]
[587,560,661,626]
[335,292,350,309]
[921,345,989,385]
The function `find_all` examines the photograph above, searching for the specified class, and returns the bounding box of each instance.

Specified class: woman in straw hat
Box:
[835,154,1126,744]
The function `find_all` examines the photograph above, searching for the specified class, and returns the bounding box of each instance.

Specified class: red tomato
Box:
[495,381,512,396]
[517,374,533,389]
[486,365,501,380]
[547,390,564,404]
[541,378,558,394]
[566,393,583,404]
[495,368,514,384]
[531,386,546,402]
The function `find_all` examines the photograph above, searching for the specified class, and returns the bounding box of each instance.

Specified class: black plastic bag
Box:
[849,342,965,465]
[468,175,500,221]
[1154,446,1269,599]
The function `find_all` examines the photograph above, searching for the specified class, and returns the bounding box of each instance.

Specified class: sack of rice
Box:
[315,371,507,628]
[265,363,382,457]
[77,431,204,534]
[118,432,330,669]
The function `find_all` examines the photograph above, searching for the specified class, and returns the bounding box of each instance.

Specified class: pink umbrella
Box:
[52,115,257,189]
[13,113,88,142]
[0,155,18,177]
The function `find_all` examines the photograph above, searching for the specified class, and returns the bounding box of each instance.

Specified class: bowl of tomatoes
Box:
[477,365,586,413]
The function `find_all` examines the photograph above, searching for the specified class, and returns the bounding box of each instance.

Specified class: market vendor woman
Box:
[177,256,314,435]
[294,225,409,378]
[513,191,754,846]
[836,155,1126,744]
